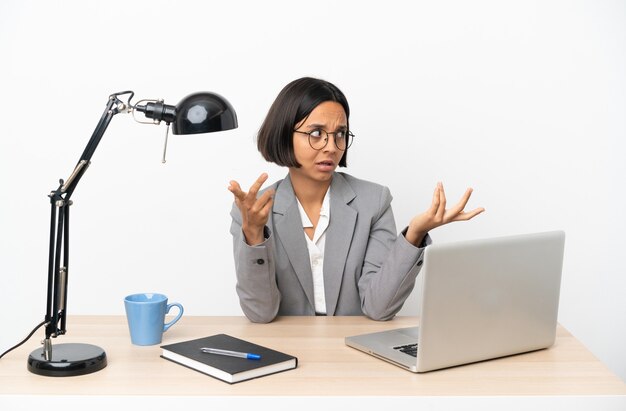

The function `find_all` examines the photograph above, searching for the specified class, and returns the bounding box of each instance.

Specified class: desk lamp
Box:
[26,90,237,376]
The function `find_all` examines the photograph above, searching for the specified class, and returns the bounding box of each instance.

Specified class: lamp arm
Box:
[62,91,134,199]
[43,91,133,345]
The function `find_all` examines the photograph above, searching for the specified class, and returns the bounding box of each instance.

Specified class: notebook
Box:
[161,334,298,383]
[345,230,565,373]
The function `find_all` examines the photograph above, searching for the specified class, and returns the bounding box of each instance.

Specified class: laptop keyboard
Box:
[394,343,418,357]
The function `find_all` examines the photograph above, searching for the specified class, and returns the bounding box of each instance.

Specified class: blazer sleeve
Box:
[229,203,280,323]
[357,186,431,321]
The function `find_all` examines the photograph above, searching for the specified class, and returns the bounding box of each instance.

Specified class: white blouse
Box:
[295,188,330,314]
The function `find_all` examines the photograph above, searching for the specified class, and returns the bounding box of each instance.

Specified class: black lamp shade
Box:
[172,92,238,135]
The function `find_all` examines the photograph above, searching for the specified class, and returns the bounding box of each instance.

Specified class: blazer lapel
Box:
[323,173,357,315]
[273,175,315,310]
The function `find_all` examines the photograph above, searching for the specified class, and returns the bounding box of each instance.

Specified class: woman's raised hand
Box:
[228,173,275,246]
[406,182,484,246]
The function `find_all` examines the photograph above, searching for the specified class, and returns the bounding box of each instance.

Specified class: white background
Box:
[1,0,624,383]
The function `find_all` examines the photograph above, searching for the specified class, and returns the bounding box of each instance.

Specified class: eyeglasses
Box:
[294,129,355,151]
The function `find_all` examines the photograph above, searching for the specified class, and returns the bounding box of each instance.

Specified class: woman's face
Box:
[290,101,347,184]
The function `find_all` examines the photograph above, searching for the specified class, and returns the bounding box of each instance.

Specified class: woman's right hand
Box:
[228,173,275,246]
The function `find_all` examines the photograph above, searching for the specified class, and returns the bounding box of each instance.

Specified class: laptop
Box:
[345,230,565,373]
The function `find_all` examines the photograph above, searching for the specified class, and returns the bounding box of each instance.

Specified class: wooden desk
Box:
[1,315,625,398]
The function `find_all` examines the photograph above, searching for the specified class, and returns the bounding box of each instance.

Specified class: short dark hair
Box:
[257,77,350,168]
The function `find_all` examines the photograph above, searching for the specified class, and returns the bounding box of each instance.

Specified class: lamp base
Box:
[27,343,107,377]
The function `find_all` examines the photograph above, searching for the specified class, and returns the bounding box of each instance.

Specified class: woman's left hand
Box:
[405,182,485,246]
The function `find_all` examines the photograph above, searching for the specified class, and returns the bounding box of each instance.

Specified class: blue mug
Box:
[124,293,184,346]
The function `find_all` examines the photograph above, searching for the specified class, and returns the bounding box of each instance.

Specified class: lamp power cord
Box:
[0,320,46,360]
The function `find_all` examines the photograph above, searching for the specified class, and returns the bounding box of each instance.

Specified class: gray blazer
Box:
[230,172,429,323]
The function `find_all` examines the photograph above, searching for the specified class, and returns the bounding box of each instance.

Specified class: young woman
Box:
[228,77,484,323]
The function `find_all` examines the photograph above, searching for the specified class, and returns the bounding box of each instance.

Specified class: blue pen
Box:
[201,347,262,360]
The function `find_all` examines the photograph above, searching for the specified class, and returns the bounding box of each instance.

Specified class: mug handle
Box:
[163,302,184,332]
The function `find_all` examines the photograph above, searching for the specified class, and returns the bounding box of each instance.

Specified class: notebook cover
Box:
[160,333,298,383]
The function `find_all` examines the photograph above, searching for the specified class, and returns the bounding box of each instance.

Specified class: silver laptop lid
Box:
[416,230,565,372]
